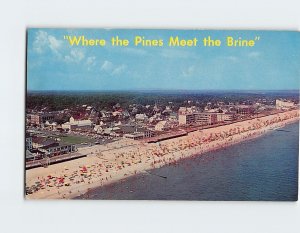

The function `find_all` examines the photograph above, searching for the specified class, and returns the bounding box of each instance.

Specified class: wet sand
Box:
[25,109,299,199]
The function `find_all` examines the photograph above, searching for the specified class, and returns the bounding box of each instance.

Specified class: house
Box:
[112,111,123,117]
[100,110,113,119]
[153,104,161,113]
[122,110,131,118]
[135,113,148,122]
[45,121,58,130]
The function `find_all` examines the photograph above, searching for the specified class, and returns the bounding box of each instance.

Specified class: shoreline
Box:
[25,109,299,200]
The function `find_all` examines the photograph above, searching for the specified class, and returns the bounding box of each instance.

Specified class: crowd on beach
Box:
[26,110,299,199]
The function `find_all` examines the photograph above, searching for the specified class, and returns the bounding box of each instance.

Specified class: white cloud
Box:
[71,50,85,61]
[248,51,261,58]
[33,30,62,55]
[86,56,96,65]
[86,56,97,71]
[112,64,127,75]
[33,31,49,53]
[32,30,95,67]
[48,35,62,53]
[101,60,113,71]
[226,56,238,62]
[182,66,195,77]
[64,49,85,63]
[100,60,126,76]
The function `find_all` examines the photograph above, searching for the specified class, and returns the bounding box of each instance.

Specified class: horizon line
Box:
[27,89,300,92]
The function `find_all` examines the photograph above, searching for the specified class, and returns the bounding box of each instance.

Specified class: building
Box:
[39,142,76,157]
[121,125,154,140]
[135,113,148,122]
[32,137,57,149]
[178,107,216,125]
[236,105,255,115]
[276,99,295,109]
[168,112,178,121]
[29,112,55,125]
[31,136,76,157]
[216,112,236,122]
[123,132,145,140]
[195,113,218,125]
[62,117,92,132]
[102,127,121,136]
[179,112,216,125]
[178,107,195,125]
[178,108,235,125]
[99,110,113,120]
[93,125,104,134]
[25,133,32,150]
[45,121,58,130]
[26,150,35,161]
[154,121,170,131]
[179,112,195,125]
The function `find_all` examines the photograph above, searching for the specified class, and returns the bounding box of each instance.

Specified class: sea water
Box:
[76,122,299,201]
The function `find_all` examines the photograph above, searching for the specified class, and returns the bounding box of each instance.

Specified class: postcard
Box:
[25,29,299,200]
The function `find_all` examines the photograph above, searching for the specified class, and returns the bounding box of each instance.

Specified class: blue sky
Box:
[27,29,300,91]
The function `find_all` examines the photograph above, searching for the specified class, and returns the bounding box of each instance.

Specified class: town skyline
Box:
[25,89,299,200]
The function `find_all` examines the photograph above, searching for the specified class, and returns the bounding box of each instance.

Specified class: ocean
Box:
[76,121,299,201]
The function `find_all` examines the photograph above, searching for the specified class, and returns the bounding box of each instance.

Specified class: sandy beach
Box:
[25,109,299,199]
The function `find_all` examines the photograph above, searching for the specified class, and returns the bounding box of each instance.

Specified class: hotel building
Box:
[178,107,235,125]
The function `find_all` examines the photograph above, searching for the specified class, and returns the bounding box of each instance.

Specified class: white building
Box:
[178,108,235,125]
[276,99,295,109]
[123,132,145,140]
[62,117,92,131]
[135,114,148,122]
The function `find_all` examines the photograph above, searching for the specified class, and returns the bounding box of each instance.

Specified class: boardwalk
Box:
[26,152,87,169]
